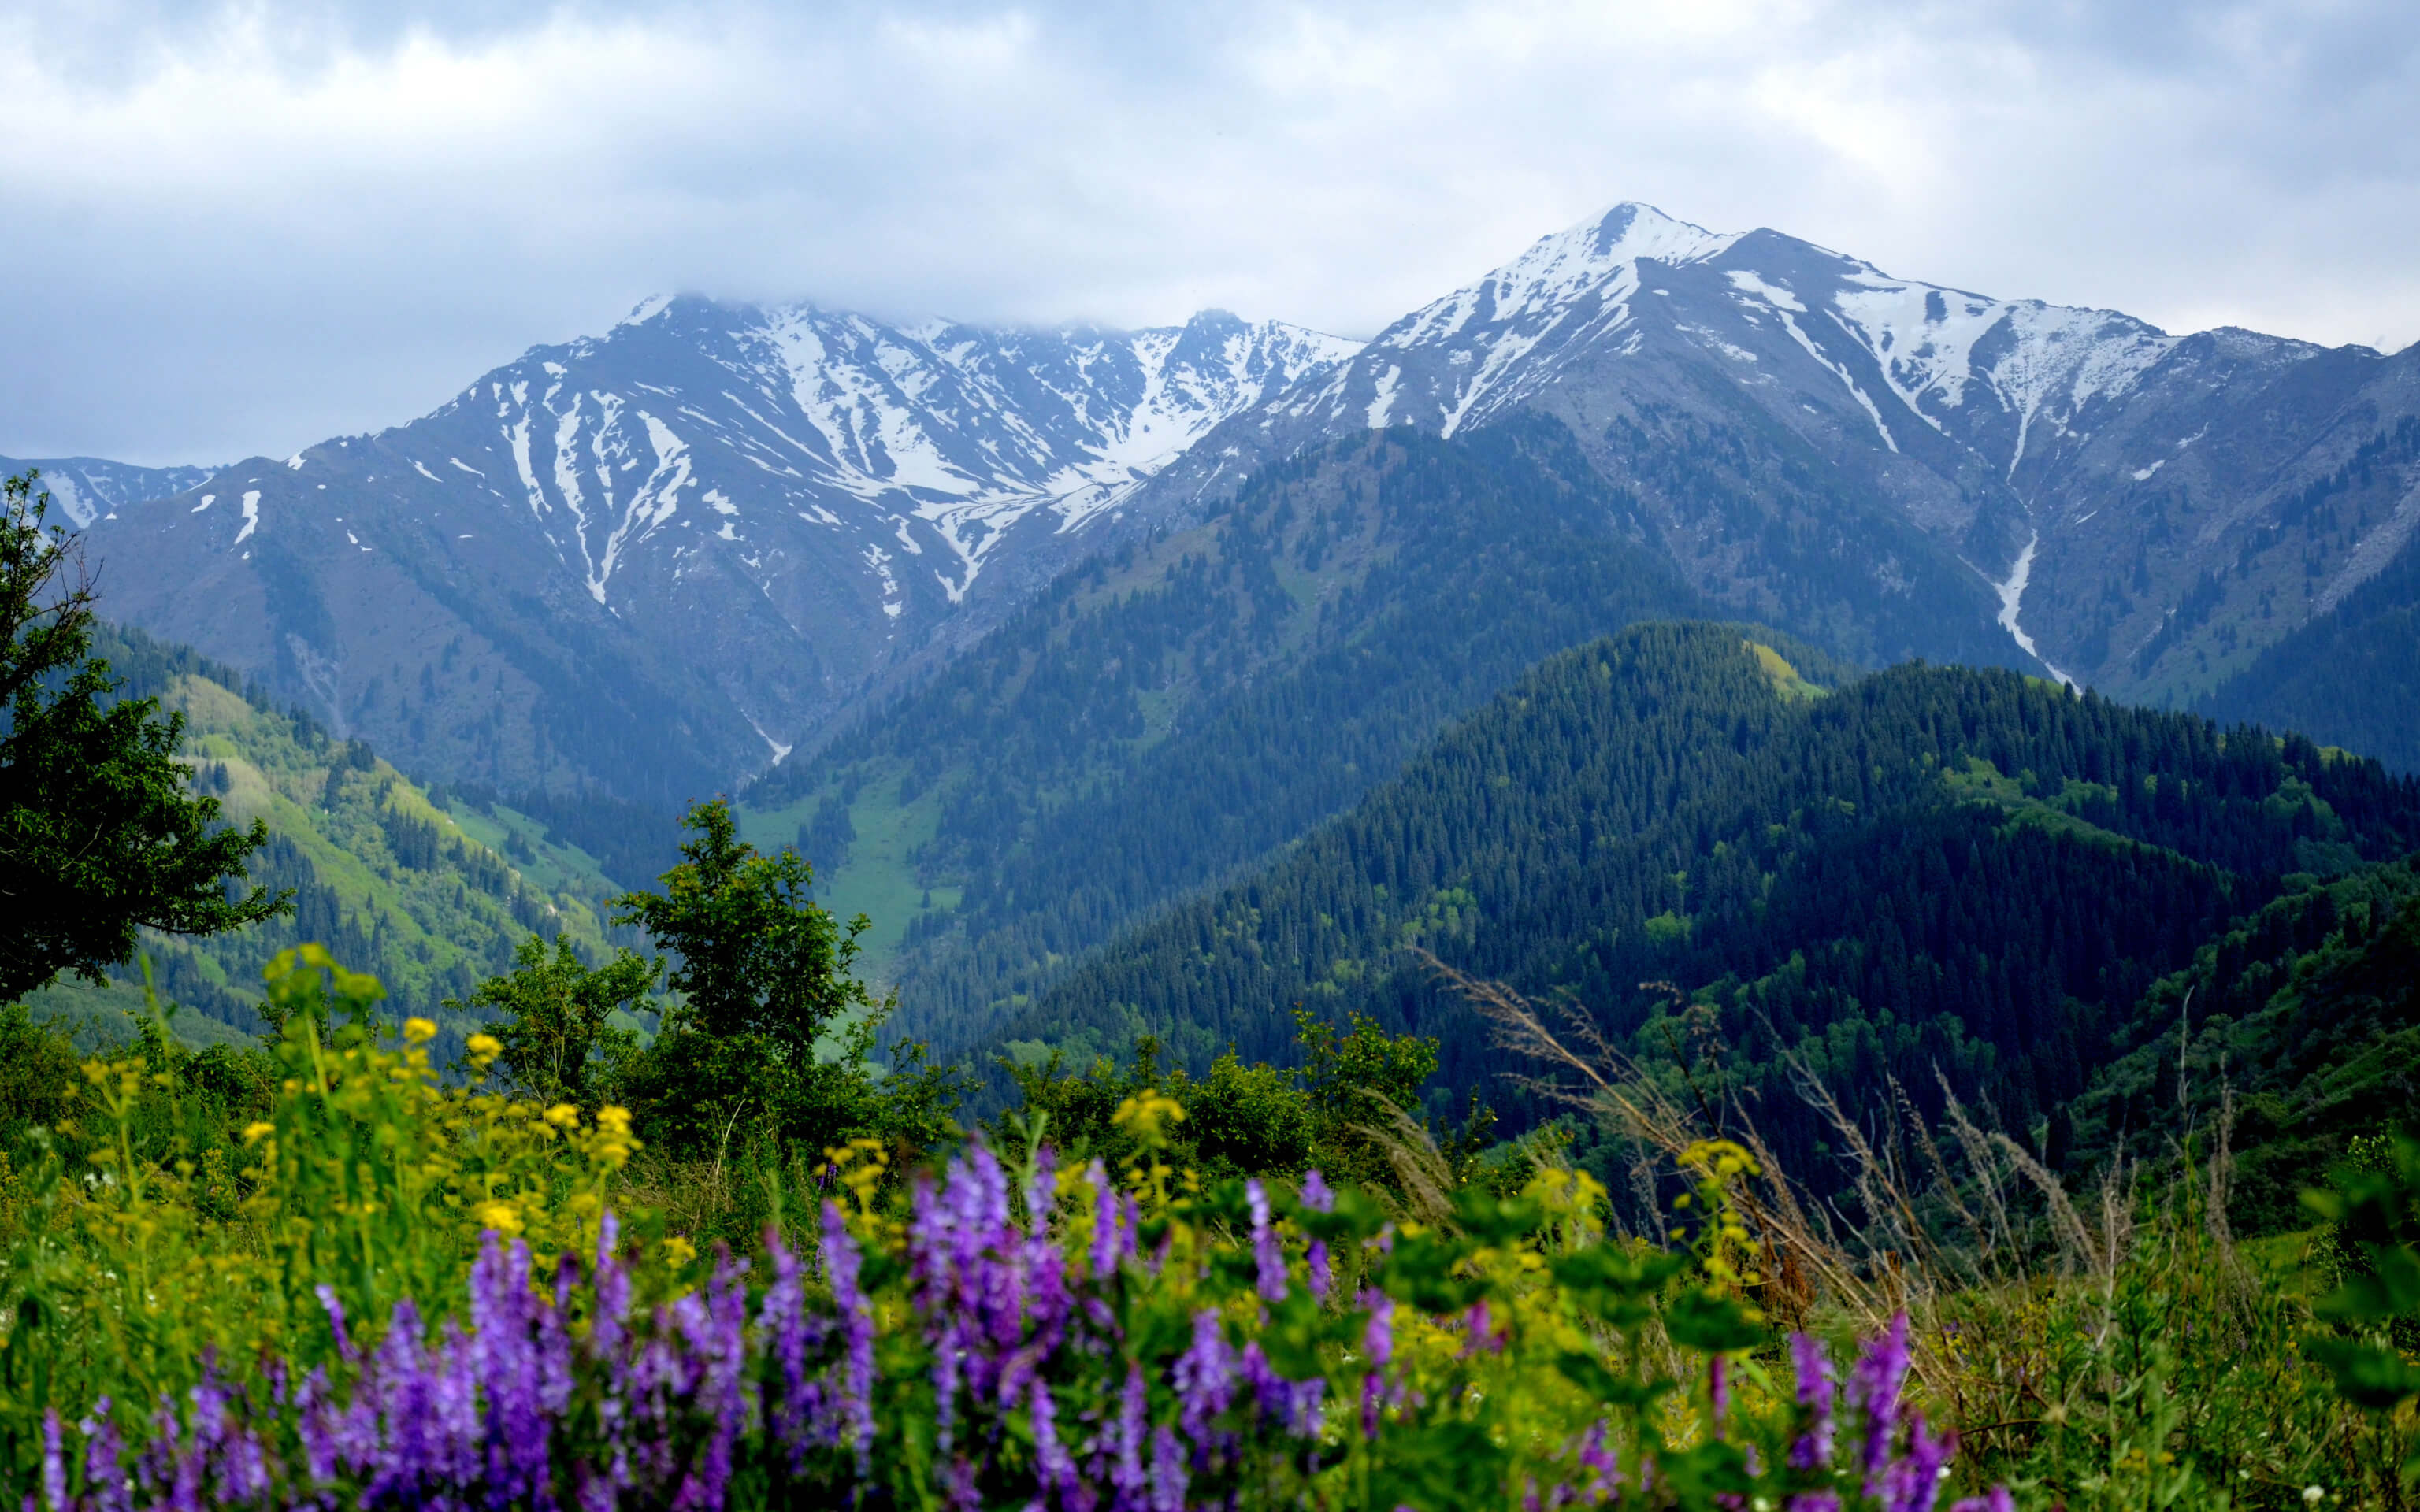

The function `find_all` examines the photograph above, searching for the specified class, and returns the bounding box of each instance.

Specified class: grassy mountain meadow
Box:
[27,625,644,1058]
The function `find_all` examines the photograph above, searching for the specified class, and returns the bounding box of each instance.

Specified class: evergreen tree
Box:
[0,472,282,1001]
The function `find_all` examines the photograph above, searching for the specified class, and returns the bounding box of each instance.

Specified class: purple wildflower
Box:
[1306,1240,1333,1303]
[1106,1366,1149,1511]
[1709,1354,1730,1436]
[1850,1310,1913,1488]
[1149,1425,1189,1512]
[822,1200,878,1471]
[1883,1412,1957,1512]
[1246,1178,1286,1302]
[1300,1171,1334,1213]
[74,1400,129,1512]
[314,1284,357,1365]
[1783,1495,1843,1512]
[1576,1421,1620,1499]
[39,1410,65,1512]
[1947,1491,2015,1512]
[1361,1291,1396,1439]
[1172,1309,1239,1442]
[1789,1332,1836,1469]
[1089,1161,1127,1280]
[1030,1377,1079,1510]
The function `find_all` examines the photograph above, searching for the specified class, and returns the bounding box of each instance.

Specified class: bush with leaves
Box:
[998,1010,1499,1199]
[2303,1128,2420,1488]
[610,798,963,1163]
[447,933,652,1110]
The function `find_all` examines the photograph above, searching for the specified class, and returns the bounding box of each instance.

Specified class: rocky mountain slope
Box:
[0,455,213,528]
[72,306,1357,802]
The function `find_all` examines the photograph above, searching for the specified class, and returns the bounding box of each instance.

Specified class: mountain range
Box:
[43,203,2419,802]
[56,307,1356,802]
[50,202,2420,805]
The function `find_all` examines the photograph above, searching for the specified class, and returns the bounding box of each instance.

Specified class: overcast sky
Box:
[3,0,2416,466]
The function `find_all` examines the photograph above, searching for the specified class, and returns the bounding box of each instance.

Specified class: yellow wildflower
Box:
[473,1199,523,1236]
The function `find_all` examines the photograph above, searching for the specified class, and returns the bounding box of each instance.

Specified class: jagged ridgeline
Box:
[25,624,636,1054]
[977,622,2420,1185]
[744,417,1720,1032]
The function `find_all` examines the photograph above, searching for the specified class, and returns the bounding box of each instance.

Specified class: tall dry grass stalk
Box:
[1412,952,2257,1406]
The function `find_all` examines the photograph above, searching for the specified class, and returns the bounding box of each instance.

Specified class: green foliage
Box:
[610,798,967,1162]
[0,946,647,1480]
[994,1010,1494,1198]
[2302,1128,2420,1483]
[447,933,651,1109]
[2069,864,2420,1231]
[0,472,282,1002]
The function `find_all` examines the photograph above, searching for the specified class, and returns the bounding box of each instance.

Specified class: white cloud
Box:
[1,0,2414,463]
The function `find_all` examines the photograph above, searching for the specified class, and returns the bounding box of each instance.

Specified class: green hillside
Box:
[2203,452,2420,776]
[750,417,1731,1036]
[26,626,633,1058]
[992,622,2420,1208]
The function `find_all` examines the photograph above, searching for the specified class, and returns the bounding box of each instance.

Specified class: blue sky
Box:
[4,0,2416,465]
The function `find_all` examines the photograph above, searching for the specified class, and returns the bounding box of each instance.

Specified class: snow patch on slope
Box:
[1992,533,2074,687]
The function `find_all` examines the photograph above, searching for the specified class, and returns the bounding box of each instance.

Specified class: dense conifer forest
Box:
[987,623,2420,1215]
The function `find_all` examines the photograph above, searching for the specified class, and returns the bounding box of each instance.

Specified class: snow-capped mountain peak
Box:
[1390,202,1739,350]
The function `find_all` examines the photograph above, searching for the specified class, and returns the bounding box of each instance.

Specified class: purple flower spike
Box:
[1030,1377,1079,1510]
[1089,1161,1125,1280]
[1789,1331,1836,1469]
[1173,1309,1239,1442]
[822,1202,878,1472]
[1108,1366,1149,1511]
[1946,1491,2014,1512]
[1149,1425,1189,1512]
[76,1399,129,1512]
[39,1410,65,1512]
[1851,1310,1912,1485]
[1783,1495,1843,1512]
[1360,1290,1397,1439]
[1307,1240,1333,1303]
[1300,1171,1334,1214]
[314,1284,357,1365]
[1884,1412,1958,1512]
[1245,1179,1286,1302]
[1577,1421,1620,1499]
[1709,1353,1729,1436]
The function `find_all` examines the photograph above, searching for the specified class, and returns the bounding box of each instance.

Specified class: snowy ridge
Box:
[1,456,215,528]
[260,302,1355,610]
[1239,201,2205,489]
[1281,202,1744,440]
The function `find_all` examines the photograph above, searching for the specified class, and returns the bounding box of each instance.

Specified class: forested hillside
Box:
[28,625,636,1054]
[751,418,1721,1040]
[2203,512,2420,774]
[2069,856,2420,1229]
[993,622,2420,1198]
